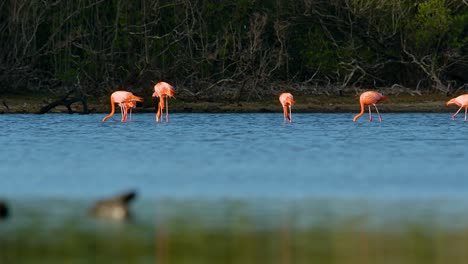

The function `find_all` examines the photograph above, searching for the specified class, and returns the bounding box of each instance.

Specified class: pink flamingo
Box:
[353,91,389,122]
[446,94,468,121]
[153,82,175,122]
[279,93,296,123]
[102,91,143,122]
[120,100,137,122]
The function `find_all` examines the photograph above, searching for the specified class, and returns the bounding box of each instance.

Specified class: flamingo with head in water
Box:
[120,100,137,122]
[102,91,143,122]
[279,93,295,123]
[446,94,468,121]
[353,91,389,122]
[153,82,175,122]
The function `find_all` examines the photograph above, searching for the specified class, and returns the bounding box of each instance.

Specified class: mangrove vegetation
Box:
[1,0,467,100]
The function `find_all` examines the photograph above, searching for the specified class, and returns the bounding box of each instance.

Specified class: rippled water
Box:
[1,113,467,200]
[2,113,468,263]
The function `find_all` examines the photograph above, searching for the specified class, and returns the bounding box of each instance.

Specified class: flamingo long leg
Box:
[125,106,129,122]
[156,100,161,122]
[129,108,132,121]
[289,106,292,122]
[374,104,382,122]
[368,105,372,122]
[160,101,163,122]
[452,106,463,120]
[283,107,287,123]
[120,105,125,122]
[155,104,158,122]
[166,97,169,122]
[124,106,129,122]
[465,107,467,122]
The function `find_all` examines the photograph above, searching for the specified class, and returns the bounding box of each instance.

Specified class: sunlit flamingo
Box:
[353,91,389,122]
[446,94,468,121]
[102,91,143,122]
[153,82,175,122]
[279,93,296,123]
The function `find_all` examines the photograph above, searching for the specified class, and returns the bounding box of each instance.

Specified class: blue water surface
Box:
[0,113,466,201]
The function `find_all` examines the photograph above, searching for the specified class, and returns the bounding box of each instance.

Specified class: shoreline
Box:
[0,93,456,114]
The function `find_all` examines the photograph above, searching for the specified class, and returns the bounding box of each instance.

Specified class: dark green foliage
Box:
[0,0,467,97]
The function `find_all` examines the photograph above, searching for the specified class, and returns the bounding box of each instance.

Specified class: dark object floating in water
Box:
[0,200,8,220]
[89,191,137,220]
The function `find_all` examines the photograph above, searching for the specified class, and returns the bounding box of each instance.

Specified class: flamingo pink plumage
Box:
[279,93,295,123]
[102,91,143,122]
[446,94,468,121]
[120,100,137,122]
[353,91,389,122]
[153,82,175,122]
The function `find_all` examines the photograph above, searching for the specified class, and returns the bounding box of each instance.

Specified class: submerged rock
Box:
[0,200,8,220]
[89,191,137,221]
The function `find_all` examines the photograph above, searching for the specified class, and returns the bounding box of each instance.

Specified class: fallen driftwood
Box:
[2,100,9,111]
[0,96,10,114]
[38,89,88,114]
[88,191,137,221]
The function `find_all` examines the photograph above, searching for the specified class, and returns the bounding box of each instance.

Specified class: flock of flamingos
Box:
[102,81,468,123]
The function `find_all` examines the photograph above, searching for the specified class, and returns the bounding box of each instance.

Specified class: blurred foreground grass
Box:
[1,199,468,264]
